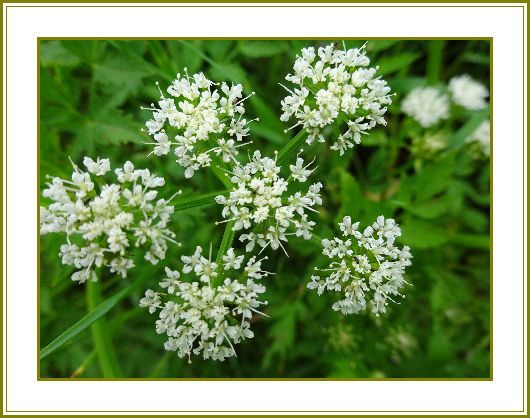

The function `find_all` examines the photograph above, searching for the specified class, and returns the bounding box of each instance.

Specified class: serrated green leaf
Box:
[40,40,81,68]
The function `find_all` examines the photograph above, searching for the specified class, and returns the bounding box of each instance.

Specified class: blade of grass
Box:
[426,41,445,84]
[173,190,228,212]
[277,129,308,166]
[86,280,122,378]
[40,273,146,360]
[68,307,142,378]
[215,220,236,266]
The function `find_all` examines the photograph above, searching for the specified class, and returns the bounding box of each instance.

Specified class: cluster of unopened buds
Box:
[40,42,414,363]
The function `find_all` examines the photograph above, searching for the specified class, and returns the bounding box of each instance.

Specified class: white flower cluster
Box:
[307,216,412,316]
[215,151,322,255]
[466,119,491,156]
[448,74,489,111]
[143,70,256,178]
[280,43,392,155]
[140,246,270,362]
[401,87,450,128]
[40,157,179,283]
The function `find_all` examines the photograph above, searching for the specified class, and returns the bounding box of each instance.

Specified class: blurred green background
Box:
[39,39,491,378]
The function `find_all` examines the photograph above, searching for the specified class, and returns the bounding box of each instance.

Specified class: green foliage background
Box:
[39,39,491,378]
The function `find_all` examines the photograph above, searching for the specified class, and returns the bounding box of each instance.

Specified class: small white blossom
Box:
[281,43,392,155]
[40,158,181,283]
[466,119,490,156]
[401,87,450,128]
[143,71,257,178]
[448,74,489,110]
[308,215,412,316]
[140,247,270,362]
[83,156,111,176]
[216,151,322,255]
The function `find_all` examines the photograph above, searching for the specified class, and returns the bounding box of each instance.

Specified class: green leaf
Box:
[87,281,122,378]
[206,40,235,61]
[40,274,146,360]
[76,112,143,146]
[277,129,308,166]
[449,108,490,149]
[250,95,287,145]
[173,190,228,213]
[400,217,451,249]
[215,220,235,266]
[412,155,455,202]
[406,196,450,219]
[336,170,363,221]
[209,62,248,85]
[378,53,420,75]
[40,40,81,68]
[451,233,490,250]
[239,41,287,58]
[61,40,107,64]
[367,40,399,53]
[426,41,445,83]
[93,54,151,88]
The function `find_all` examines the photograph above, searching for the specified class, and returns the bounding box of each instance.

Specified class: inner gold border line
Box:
[38,36,493,40]
[36,35,493,383]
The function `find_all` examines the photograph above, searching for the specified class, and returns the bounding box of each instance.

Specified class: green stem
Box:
[172,190,228,213]
[216,220,236,264]
[277,129,309,166]
[86,280,122,378]
[426,40,445,84]
[213,220,236,287]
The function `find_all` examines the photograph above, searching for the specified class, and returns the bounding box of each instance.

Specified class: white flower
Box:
[222,248,244,270]
[83,156,111,176]
[216,151,322,255]
[40,158,181,283]
[140,247,270,362]
[401,87,450,128]
[466,119,490,156]
[142,71,257,178]
[308,215,412,316]
[281,43,392,155]
[448,74,489,110]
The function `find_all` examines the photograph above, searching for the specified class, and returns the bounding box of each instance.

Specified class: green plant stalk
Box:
[426,40,445,84]
[172,190,228,213]
[277,129,309,166]
[86,280,122,378]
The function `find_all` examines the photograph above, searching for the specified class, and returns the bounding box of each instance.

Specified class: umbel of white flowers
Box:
[142,69,257,178]
[280,43,392,156]
[448,74,489,111]
[40,157,180,283]
[215,150,322,255]
[401,86,450,128]
[140,246,271,362]
[307,216,412,316]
